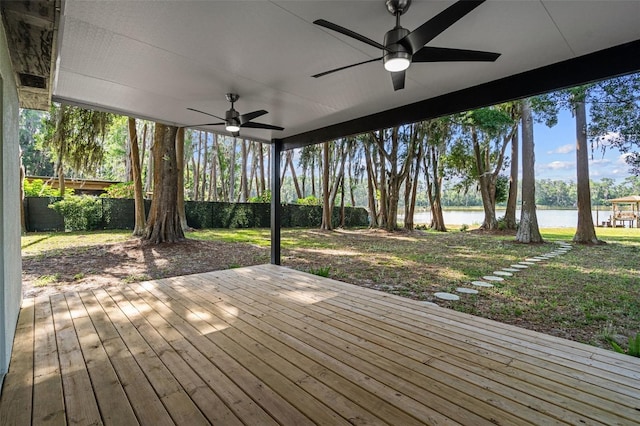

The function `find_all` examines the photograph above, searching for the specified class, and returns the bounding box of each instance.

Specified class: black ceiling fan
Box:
[188,93,284,137]
[312,0,500,91]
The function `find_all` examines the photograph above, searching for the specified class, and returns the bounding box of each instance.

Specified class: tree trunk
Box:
[258,143,266,196]
[194,131,202,200]
[516,99,542,243]
[144,124,185,244]
[20,147,26,234]
[287,151,303,200]
[424,144,446,232]
[404,145,422,231]
[573,99,600,244]
[364,143,379,227]
[229,137,237,201]
[240,139,249,202]
[128,117,146,236]
[208,133,215,201]
[201,132,208,201]
[175,127,191,232]
[505,125,519,229]
[472,127,497,230]
[321,142,332,230]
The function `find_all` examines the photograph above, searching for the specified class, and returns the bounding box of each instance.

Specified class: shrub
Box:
[249,190,271,203]
[23,178,69,197]
[49,195,101,231]
[309,266,330,277]
[102,181,134,199]
[607,333,640,357]
[297,195,321,206]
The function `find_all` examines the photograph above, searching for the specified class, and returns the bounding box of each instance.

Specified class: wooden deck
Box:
[1,265,639,425]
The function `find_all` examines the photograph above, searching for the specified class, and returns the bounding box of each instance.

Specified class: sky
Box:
[532,109,633,183]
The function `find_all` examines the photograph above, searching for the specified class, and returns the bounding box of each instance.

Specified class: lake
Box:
[404,208,611,228]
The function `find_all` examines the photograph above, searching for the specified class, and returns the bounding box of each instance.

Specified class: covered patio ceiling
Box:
[51,1,640,148]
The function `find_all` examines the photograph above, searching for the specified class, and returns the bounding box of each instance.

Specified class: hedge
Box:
[24,197,368,232]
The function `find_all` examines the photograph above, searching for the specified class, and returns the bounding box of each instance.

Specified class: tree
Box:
[20,109,53,176]
[453,105,517,229]
[128,117,146,236]
[370,126,419,231]
[422,118,451,232]
[504,103,521,229]
[572,92,600,243]
[175,127,191,232]
[589,73,640,175]
[144,123,185,244]
[42,104,113,196]
[516,99,542,243]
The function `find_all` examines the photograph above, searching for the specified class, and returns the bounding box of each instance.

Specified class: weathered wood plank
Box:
[32,296,65,425]
[50,293,102,425]
[92,288,209,426]
[2,266,639,426]
[64,293,139,426]
[78,291,174,426]
[0,298,35,425]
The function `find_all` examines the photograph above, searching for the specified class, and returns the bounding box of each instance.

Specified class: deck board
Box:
[2,264,639,425]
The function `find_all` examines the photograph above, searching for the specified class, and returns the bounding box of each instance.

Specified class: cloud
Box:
[547,144,574,154]
[589,158,611,166]
[593,132,622,149]
[617,153,633,164]
[542,161,574,170]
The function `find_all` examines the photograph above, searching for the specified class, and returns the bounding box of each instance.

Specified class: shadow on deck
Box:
[1,264,639,425]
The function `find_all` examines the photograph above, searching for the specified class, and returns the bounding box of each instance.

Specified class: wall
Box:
[0,18,22,386]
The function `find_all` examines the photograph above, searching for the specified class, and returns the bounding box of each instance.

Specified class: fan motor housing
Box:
[383,27,412,67]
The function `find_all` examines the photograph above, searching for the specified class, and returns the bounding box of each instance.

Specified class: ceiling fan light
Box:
[225,124,240,132]
[384,55,410,72]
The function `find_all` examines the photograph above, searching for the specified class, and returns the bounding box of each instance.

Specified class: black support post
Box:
[270,139,282,265]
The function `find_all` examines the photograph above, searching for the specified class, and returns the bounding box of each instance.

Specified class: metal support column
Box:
[270,139,282,265]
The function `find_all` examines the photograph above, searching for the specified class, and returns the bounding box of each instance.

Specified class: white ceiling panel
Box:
[53,0,640,142]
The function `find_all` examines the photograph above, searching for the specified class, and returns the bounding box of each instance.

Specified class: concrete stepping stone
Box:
[422,301,439,307]
[502,268,520,272]
[525,258,542,262]
[519,261,535,265]
[482,275,505,282]
[511,264,528,269]
[434,292,460,301]
[493,271,513,277]
[471,281,494,288]
[532,257,548,261]
[456,287,479,294]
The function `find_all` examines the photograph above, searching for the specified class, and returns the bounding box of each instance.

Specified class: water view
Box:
[406,209,611,228]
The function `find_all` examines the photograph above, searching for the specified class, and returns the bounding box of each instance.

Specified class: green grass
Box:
[21,226,640,351]
[21,230,131,255]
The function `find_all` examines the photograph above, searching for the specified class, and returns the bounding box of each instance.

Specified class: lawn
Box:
[21,226,640,351]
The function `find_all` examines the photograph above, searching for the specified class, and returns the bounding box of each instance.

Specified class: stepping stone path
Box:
[482,275,505,281]
[434,292,460,301]
[471,281,494,288]
[430,241,574,306]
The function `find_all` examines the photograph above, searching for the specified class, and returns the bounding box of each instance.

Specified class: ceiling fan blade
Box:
[391,70,405,91]
[186,107,225,121]
[240,109,268,125]
[400,0,485,54]
[312,57,382,78]
[314,19,387,51]
[413,46,500,62]
[189,122,225,127]
[241,121,285,131]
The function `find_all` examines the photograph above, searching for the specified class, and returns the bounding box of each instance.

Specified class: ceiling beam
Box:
[279,39,640,151]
